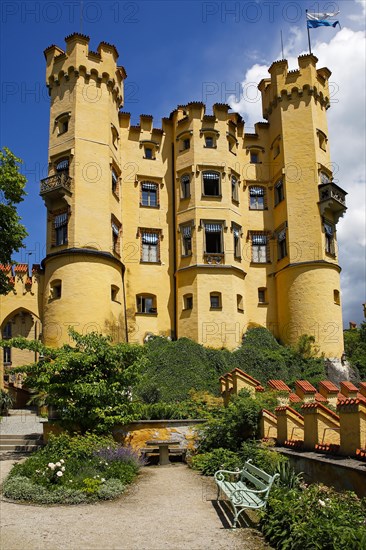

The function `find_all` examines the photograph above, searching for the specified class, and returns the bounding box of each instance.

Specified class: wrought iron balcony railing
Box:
[40,171,72,196]
[318,182,347,223]
[203,253,225,265]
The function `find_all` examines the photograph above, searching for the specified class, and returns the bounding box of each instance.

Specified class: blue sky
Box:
[1,0,365,327]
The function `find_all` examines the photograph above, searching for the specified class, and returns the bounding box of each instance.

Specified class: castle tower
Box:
[40,34,127,346]
[258,55,347,358]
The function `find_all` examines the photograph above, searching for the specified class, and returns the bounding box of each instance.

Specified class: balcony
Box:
[203,253,225,265]
[40,171,72,200]
[318,182,347,223]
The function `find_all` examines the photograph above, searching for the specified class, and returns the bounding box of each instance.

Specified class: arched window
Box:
[210,292,222,310]
[136,294,157,314]
[55,158,69,174]
[202,171,221,197]
[183,294,193,310]
[181,174,190,199]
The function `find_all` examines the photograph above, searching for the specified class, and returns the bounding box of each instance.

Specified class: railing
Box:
[40,171,72,195]
[319,183,346,207]
[203,253,225,265]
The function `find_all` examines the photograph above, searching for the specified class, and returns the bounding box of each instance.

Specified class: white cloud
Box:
[229,27,366,326]
[348,0,366,20]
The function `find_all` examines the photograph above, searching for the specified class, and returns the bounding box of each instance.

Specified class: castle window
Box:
[249,186,265,210]
[227,132,237,154]
[111,285,120,302]
[317,129,327,151]
[141,182,158,207]
[210,292,222,310]
[183,294,193,310]
[277,228,287,260]
[55,112,70,136]
[250,151,259,164]
[112,168,119,195]
[204,222,224,254]
[55,158,69,174]
[112,219,122,255]
[274,179,284,205]
[205,136,214,148]
[258,288,267,304]
[144,147,153,160]
[334,289,340,305]
[202,171,221,197]
[3,347,11,365]
[141,230,160,263]
[50,280,62,300]
[181,174,190,199]
[320,171,331,184]
[2,322,12,339]
[136,294,157,314]
[231,175,239,203]
[183,138,190,150]
[251,233,269,263]
[111,125,119,148]
[232,224,241,258]
[324,221,335,255]
[274,144,280,158]
[181,225,192,256]
[237,294,244,312]
[54,212,68,246]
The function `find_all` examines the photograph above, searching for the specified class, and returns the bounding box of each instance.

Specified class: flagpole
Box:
[306,10,312,54]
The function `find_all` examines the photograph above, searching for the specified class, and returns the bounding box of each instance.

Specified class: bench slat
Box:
[244,462,273,484]
[241,470,267,491]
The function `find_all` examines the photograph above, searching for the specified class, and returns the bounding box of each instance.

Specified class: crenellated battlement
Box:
[258,54,332,120]
[0,264,42,296]
[44,33,125,107]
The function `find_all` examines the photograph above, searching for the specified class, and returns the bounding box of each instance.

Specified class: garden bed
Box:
[1,433,144,505]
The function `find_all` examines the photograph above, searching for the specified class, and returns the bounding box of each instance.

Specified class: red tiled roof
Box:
[301,402,339,421]
[268,379,291,392]
[360,382,366,390]
[315,443,340,454]
[284,439,304,449]
[255,385,265,392]
[337,398,362,407]
[340,381,358,392]
[296,380,317,393]
[262,408,277,419]
[231,368,261,386]
[13,264,28,273]
[0,264,12,272]
[319,380,339,393]
[357,393,366,404]
[289,392,302,403]
[315,392,328,403]
[337,392,346,402]
[275,406,304,420]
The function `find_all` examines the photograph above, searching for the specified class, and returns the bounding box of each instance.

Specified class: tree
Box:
[0,147,28,294]
[0,329,146,433]
[344,322,366,379]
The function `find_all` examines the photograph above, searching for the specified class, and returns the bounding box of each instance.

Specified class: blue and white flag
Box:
[307,11,340,29]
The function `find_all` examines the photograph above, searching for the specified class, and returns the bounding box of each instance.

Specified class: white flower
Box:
[318,499,326,507]
[61,467,65,472]
[60,459,65,464]
[69,480,73,483]
[48,463,55,470]
[56,471,63,477]
[55,462,61,467]
[101,478,105,483]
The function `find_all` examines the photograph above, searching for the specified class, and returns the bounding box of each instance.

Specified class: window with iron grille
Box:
[181,225,192,256]
[141,231,160,263]
[141,182,158,207]
[3,347,11,364]
[2,322,12,339]
[205,223,223,253]
[54,212,68,246]
[202,171,220,196]
[251,233,269,263]
[249,186,265,210]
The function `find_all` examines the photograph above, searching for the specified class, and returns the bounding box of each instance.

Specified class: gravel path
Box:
[0,460,270,550]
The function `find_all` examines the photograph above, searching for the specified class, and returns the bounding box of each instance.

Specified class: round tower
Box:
[258,54,347,358]
[40,33,127,346]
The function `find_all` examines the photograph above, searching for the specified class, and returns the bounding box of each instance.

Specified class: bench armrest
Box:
[214,469,243,482]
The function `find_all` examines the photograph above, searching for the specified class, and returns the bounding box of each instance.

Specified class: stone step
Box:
[0,437,43,445]
[7,409,38,417]
[0,444,43,452]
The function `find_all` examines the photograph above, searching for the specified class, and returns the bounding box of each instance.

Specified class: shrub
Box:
[97,478,125,500]
[191,448,241,476]
[2,475,89,505]
[239,440,287,476]
[260,484,366,550]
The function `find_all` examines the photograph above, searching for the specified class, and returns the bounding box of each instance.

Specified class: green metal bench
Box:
[214,459,279,528]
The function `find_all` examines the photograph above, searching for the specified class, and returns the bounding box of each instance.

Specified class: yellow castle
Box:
[0,33,348,384]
